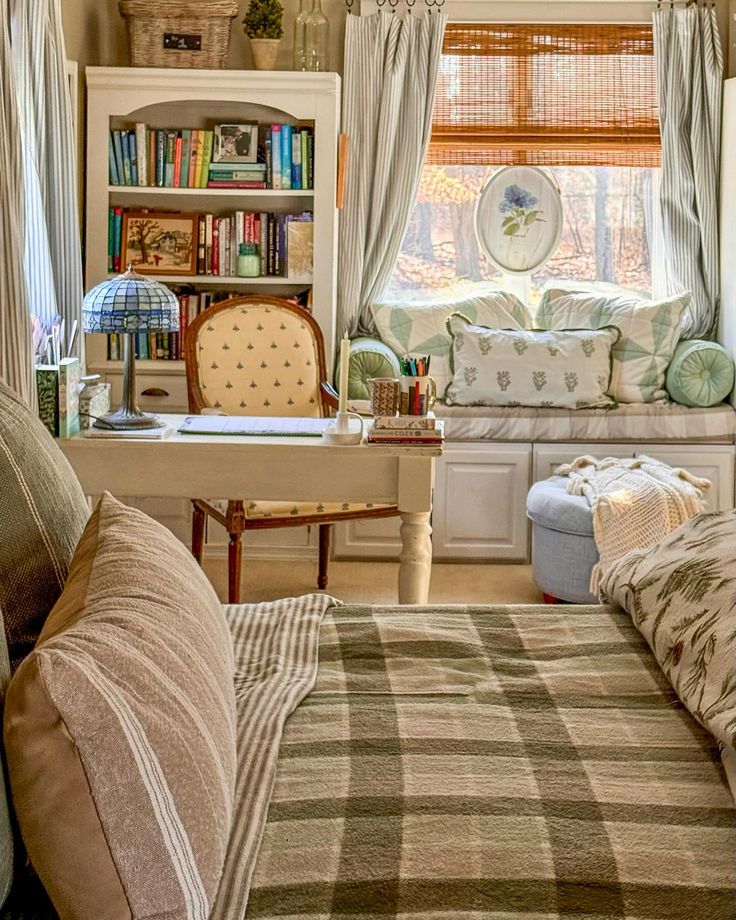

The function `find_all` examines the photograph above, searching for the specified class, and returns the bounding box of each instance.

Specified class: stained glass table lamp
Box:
[82,266,180,430]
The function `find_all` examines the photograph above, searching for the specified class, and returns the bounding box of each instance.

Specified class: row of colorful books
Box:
[105,288,313,361]
[108,123,314,190]
[108,208,314,278]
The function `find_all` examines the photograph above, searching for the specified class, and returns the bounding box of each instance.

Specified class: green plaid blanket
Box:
[244,604,736,920]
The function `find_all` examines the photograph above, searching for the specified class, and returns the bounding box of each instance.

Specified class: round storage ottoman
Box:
[526,476,599,604]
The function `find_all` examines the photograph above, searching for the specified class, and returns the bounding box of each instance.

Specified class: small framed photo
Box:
[121,211,197,276]
[213,123,259,164]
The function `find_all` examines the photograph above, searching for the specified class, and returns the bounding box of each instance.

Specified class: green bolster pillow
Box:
[665,339,735,407]
[347,337,401,400]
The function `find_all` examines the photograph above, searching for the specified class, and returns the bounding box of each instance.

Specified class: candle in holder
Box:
[338,334,350,417]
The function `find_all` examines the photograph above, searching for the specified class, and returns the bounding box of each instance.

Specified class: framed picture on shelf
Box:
[121,212,197,276]
[213,123,258,163]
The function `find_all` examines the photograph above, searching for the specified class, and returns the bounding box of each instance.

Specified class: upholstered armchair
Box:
[184,295,398,602]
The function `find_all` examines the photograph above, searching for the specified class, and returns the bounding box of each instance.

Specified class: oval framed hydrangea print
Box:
[475,167,563,275]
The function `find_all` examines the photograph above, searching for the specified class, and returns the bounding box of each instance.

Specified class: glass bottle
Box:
[304,0,330,72]
[293,0,311,71]
[237,243,261,278]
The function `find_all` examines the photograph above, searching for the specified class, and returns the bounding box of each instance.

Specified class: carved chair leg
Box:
[318,524,331,590]
[192,504,206,565]
[228,532,243,604]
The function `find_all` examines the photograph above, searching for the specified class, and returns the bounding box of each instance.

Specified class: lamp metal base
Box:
[93,407,162,431]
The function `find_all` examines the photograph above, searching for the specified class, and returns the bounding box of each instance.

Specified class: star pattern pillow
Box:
[371,290,529,395]
[536,289,689,403]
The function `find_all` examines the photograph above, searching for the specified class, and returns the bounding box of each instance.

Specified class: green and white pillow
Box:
[536,288,689,403]
[371,290,528,396]
[445,314,619,409]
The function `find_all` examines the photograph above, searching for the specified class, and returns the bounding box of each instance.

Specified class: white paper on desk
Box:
[178,416,332,437]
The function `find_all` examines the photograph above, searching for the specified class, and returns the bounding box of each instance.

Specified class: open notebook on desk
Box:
[178,416,332,437]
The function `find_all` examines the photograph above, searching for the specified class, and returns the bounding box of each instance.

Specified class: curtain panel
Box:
[0,0,34,408]
[337,10,446,338]
[11,0,83,351]
[653,5,723,339]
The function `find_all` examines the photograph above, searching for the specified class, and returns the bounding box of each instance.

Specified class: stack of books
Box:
[367,414,444,445]
[208,162,266,189]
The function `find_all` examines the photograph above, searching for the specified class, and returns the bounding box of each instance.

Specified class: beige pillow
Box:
[4,493,236,920]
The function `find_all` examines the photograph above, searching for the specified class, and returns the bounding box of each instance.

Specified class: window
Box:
[387,23,661,303]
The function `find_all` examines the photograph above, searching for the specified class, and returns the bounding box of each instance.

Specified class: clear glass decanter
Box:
[304,0,330,72]
[293,0,311,71]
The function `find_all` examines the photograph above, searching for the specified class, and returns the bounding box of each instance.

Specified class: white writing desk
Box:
[58,415,441,605]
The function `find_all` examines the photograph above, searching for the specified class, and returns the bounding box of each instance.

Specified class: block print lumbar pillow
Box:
[444,314,619,409]
[536,288,689,403]
[370,289,528,396]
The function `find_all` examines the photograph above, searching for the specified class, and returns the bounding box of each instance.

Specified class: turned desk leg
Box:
[398,511,432,604]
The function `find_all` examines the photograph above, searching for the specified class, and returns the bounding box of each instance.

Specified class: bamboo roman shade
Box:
[428,23,661,167]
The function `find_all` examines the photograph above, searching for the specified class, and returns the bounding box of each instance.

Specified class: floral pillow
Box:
[444,314,619,408]
[601,510,736,759]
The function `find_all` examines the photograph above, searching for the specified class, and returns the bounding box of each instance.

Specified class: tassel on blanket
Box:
[554,455,711,596]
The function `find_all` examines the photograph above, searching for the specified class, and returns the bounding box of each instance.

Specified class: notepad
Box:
[178,416,332,437]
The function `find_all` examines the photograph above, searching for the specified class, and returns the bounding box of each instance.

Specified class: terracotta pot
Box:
[249,38,281,70]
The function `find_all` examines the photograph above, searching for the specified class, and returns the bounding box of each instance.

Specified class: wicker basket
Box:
[119,0,239,69]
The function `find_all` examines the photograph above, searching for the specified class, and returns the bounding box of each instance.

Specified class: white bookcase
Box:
[85,67,341,410]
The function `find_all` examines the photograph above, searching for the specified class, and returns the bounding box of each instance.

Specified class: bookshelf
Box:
[85,67,341,410]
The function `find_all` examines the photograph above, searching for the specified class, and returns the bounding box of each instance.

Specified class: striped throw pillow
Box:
[0,380,89,669]
[4,493,237,920]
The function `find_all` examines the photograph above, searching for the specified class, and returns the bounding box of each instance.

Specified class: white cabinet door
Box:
[532,444,634,483]
[635,445,735,511]
[333,515,402,560]
[432,444,531,561]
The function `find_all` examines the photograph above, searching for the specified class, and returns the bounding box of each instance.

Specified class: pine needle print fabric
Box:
[601,510,736,768]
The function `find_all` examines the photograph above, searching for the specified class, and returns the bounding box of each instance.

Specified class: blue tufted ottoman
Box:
[526,476,599,604]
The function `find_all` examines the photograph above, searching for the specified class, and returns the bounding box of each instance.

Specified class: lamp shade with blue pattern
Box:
[82,266,179,333]
[82,267,180,430]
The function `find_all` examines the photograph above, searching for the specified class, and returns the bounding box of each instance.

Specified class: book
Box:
[112,206,123,272]
[286,213,313,276]
[155,129,165,187]
[84,425,172,439]
[207,161,266,173]
[164,129,177,187]
[112,131,125,186]
[281,124,292,190]
[109,135,120,185]
[206,180,267,189]
[271,125,282,190]
[373,414,437,430]
[35,366,59,436]
[58,358,81,438]
[301,130,310,188]
[291,131,302,189]
[135,123,147,186]
[129,131,138,186]
[188,130,200,188]
[211,216,220,275]
[121,132,133,185]
[107,208,115,272]
[199,130,214,188]
[173,134,183,188]
[179,130,191,187]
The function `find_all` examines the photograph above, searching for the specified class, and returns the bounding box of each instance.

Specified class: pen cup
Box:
[369,377,400,417]
[400,375,436,416]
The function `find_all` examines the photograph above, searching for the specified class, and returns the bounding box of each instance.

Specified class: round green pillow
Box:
[347,337,401,400]
[665,339,735,407]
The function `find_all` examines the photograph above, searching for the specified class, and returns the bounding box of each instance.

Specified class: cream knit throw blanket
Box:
[555,455,711,594]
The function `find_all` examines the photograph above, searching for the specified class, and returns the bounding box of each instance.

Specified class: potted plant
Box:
[243,0,284,70]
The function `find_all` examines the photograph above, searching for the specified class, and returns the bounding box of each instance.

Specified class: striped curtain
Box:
[11,0,83,353]
[338,10,446,338]
[653,5,723,339]
[0,0,34,408]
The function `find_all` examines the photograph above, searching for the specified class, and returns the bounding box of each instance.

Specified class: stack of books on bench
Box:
[367,414,444,445]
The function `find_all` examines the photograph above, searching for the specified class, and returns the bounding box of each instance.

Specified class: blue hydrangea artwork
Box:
[499,184,544,239]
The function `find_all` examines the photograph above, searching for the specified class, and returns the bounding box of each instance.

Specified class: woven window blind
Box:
[428,23,661,167]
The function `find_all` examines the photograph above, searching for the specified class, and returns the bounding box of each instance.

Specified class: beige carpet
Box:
[203,558,543,606]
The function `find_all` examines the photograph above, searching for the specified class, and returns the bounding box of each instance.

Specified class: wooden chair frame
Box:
[184,295,399,602]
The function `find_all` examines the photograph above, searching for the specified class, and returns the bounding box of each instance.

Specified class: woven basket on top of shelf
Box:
[119,0,239,69]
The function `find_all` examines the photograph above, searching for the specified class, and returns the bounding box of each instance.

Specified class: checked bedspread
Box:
[243,604,736,920]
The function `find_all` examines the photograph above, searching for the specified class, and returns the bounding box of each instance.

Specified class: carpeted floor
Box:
[203,558,543,605]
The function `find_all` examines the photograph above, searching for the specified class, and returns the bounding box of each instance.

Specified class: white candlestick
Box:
[338,334,350,417]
